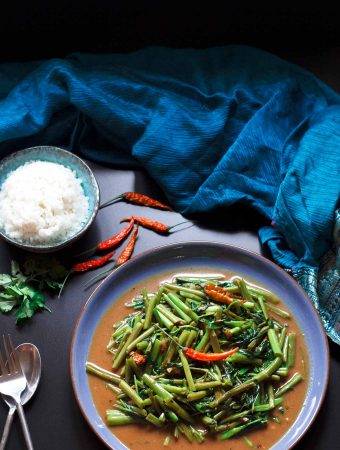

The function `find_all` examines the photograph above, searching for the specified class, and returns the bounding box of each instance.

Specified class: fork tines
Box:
[0,334,18,376]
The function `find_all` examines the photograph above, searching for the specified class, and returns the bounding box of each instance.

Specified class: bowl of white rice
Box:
[0,146,100,252]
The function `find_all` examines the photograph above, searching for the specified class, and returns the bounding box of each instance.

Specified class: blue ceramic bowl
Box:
[71,241,329,450]
[0,146,100,253]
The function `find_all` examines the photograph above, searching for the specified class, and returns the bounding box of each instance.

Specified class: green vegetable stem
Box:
[86,274,304,444]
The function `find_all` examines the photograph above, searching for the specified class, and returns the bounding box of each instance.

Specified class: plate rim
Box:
[70,240,330,450]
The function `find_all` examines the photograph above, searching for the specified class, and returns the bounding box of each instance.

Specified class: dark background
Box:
[0,3,339,450]
[0,2,339,62]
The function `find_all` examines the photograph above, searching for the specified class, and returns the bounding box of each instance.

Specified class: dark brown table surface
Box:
[0,162,338,450]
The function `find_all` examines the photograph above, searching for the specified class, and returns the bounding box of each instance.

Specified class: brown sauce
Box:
[87,269,308,450]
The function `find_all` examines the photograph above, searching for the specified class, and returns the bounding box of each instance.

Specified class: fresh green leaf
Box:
[29,290,45,310]
[20,286,45,308]
[0,292,17,300]
[4,285,24,297]
[0,296,20,312]
[14,297,36,323]
[0,274,13,286]
[0,256,68,325]
[14,291,46,324]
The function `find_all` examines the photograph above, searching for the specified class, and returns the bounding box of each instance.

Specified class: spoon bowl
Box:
[2,343,41,407]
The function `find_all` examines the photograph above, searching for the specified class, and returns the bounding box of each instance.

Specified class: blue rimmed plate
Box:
[70,241,329,450]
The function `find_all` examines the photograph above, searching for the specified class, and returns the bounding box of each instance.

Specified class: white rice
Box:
[0,160,89,244]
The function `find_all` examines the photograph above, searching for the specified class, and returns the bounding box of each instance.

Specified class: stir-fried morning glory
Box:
[86,274,302,444]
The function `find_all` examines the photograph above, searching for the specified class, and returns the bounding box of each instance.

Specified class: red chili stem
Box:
[72,251,115,273]
[120,216,189,234]
[116,225,139,266]
[184,347,239,362]
[98,194,124,209]
[99,192,172,210]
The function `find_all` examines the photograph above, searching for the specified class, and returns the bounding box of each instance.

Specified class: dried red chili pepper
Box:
[120,216,188,234]
[130,351,146,365]
[83,226,139,288]
[75,219,134,258]
[72,251,115,272]
[98,219,134,250]
[204,283,237,304]
[58,250,116,297]
[116,225,139,266]
[100,192,172,211]
[184,346,239,362]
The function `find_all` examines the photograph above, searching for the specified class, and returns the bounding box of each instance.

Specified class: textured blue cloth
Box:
[0,45,339,343]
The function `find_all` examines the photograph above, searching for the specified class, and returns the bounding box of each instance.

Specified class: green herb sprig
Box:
[0,256,68,324]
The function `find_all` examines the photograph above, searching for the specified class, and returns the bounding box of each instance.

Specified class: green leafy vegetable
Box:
[86,275,303,444]
[0,256,68,324]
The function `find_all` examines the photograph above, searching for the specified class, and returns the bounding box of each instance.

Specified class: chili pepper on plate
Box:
[184,346,239,362]
[157,324,239,362]
[203,283,236,304]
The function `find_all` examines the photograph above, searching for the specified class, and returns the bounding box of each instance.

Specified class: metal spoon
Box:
[0,343,41,450]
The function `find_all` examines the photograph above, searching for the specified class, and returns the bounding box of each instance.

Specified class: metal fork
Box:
[0,335,34,450]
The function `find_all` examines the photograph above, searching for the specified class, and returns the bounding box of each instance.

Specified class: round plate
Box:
[70,241,329,450]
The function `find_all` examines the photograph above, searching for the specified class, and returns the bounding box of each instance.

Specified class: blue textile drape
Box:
[0,45,339,343]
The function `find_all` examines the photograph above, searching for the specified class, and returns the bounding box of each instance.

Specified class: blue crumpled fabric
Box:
[0,45,339,343]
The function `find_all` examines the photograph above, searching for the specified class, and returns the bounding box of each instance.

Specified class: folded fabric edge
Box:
[259,208,340,346]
